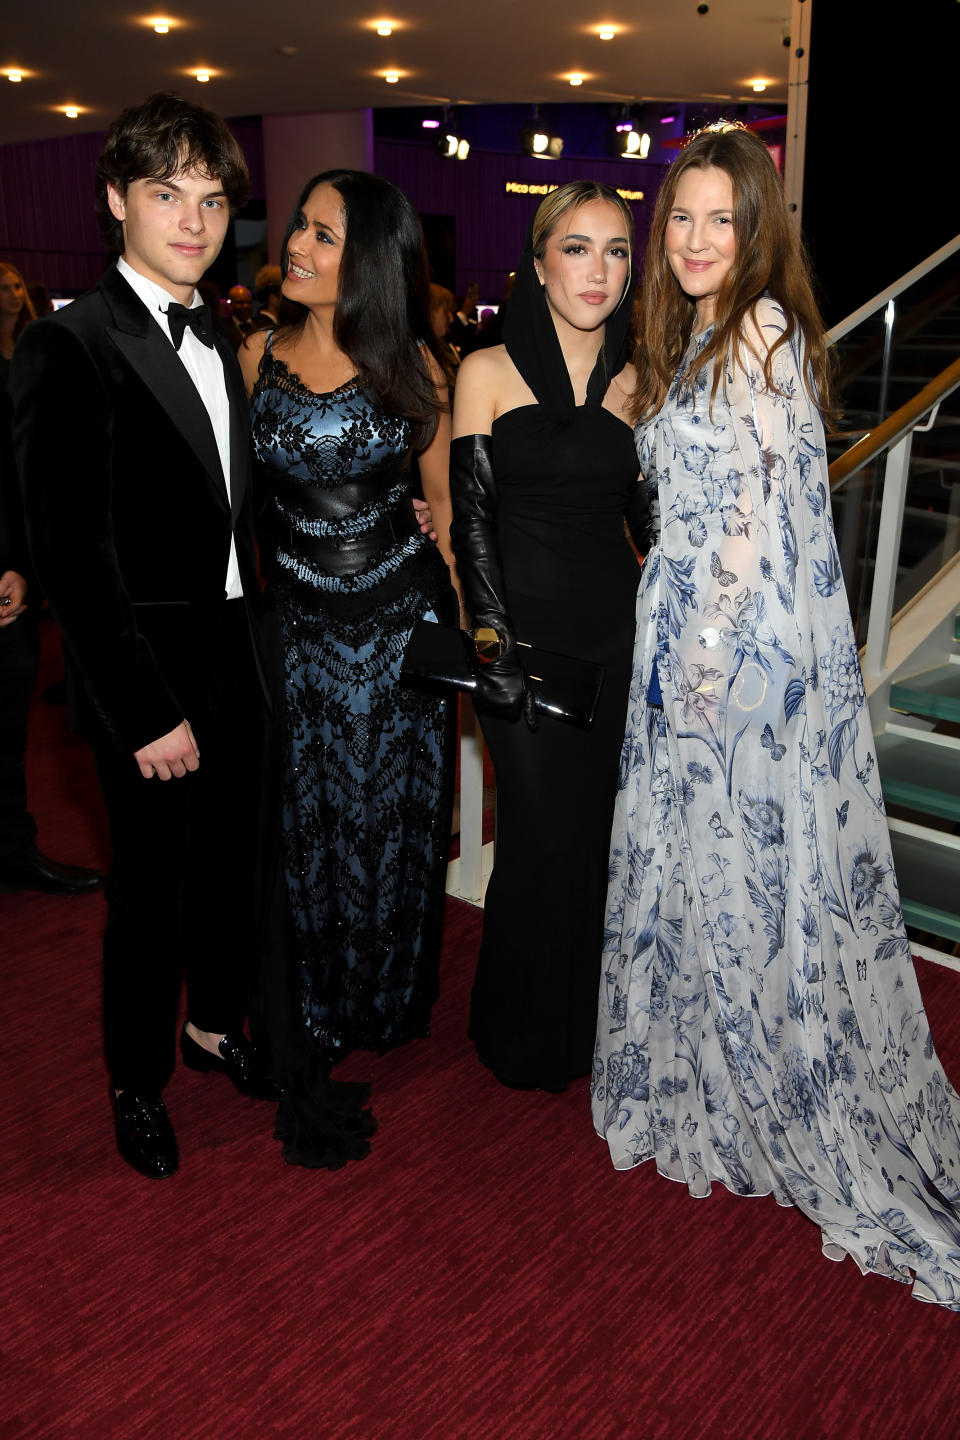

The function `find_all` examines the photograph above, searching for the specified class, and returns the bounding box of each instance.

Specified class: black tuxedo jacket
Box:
[10,263,270,752]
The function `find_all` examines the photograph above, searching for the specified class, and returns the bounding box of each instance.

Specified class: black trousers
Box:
[0,612,39,862]
[93,601,263,1093]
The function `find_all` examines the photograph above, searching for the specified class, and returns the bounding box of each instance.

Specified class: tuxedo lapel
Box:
[100,268,230,517]
[216,333,250,525]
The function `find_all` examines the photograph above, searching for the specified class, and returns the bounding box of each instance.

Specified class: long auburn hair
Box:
[0,262,36,344]
[632,122,834,422]
[279,169,453,449]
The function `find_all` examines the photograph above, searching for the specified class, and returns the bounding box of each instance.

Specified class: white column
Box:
[784,0,812,237]
[262,110,374,267]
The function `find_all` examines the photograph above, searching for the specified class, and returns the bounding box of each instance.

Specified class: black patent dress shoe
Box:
[180,1025,282,1100]
[113,1091,179,1179]
[0,847,103,896]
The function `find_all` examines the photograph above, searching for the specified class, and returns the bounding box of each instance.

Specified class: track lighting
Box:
[435,114,469,160]
[521,112,563,160]
[612,115,650,160]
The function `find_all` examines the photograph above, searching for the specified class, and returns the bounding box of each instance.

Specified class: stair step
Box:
[877,731,960,822]
[889,824,960,945]
[890,663,960,724]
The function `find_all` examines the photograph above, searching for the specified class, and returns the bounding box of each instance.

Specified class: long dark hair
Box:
[633,122,834,422]
[280,170,453,448]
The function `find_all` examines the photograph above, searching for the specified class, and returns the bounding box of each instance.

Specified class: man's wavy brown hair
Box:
[95,92,249,254]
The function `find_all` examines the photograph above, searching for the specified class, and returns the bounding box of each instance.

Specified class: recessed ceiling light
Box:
[568,73,585,87]
[194,69,211,82]
[154,19,170,33]
[752,80,767,92]
[64,106,79,118]
[377,23,392,36]
[384,70,400,84]
[6,70,23,82]
[598,25,616,40]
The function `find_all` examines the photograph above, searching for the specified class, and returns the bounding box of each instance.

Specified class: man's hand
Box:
[133,720,200,780]
[0,571,28,628]
[412,496,437,542]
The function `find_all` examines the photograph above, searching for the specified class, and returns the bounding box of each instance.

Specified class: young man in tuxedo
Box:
[11,92,278,1179]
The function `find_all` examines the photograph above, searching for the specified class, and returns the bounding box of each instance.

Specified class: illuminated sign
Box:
[505,181,644,201]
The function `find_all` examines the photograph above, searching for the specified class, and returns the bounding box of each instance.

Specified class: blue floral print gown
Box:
[592,298,960,1308]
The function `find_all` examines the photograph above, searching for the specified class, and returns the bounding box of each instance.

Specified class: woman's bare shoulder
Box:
[457,343,511,388]
[237,327,270,392]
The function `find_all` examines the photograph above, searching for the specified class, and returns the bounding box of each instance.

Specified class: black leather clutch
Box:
[400,619,605,730]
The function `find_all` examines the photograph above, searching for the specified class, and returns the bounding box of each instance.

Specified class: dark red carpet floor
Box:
[2,624,960,1440]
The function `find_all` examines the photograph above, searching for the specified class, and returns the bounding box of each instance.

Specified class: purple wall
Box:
[373,140,668,300]
[0,130,108,291]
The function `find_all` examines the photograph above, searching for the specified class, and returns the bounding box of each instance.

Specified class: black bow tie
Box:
[166,301,214,351]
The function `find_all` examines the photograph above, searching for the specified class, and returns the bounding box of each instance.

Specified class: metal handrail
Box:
[826,233,960,345]
[828,355,960,490]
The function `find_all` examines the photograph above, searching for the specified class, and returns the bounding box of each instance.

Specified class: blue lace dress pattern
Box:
[251,345,456,1064]
[592,298,960,1308]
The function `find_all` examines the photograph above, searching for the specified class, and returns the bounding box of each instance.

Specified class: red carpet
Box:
[3,623,960,1440]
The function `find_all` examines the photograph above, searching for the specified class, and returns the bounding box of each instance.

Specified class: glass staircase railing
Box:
[827,234,960,963]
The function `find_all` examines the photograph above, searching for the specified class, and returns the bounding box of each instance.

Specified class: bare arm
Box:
[451,349,499,439]
[237,329,270,399]
[418,363,464,619]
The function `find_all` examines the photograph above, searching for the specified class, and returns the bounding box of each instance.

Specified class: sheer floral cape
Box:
[593,297,960,1308]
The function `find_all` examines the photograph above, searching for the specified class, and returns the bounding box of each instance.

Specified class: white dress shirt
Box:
[116,258,243,599]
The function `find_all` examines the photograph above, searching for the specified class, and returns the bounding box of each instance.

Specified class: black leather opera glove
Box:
[449,433,529,725]
[625,480,655,556]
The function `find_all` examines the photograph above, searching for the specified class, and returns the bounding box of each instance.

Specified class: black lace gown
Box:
[250,342,457,1165]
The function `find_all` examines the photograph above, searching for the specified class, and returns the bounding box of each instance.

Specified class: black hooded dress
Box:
[466,240,643,1090]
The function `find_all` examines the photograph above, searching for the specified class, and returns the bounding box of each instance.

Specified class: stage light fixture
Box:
[568,73,584,87]
[598,25,616,40]
[377,23,393,36]
[435,125,469,160]
[384,70,400,83]
[613,117,650,160]
[63,106,79,118]
[154,19,170,33]
[521,117,563,159]
[6,70,22,82]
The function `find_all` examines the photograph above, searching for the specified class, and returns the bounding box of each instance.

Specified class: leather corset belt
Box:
[291,494,421,577]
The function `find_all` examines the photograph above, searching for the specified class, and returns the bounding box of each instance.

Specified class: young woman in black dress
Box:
[450,182,651,1091]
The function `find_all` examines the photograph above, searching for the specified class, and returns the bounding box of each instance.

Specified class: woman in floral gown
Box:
[592,123,960,1307]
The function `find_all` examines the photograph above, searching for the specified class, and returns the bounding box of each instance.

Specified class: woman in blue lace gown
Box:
[240,170,459,1168]
[592,124,960,1307]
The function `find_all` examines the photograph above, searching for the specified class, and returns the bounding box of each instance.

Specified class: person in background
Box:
[0,262,101,896]
[25,283,54,319]
[446,282,479,357]
[450,181,650,1092]
[239,168,460,1168]
[228,283,254,338]
[197,278,243,352]
[11,93,278,1182]
[250,264,282,332]
[592,122,960,1311]
[0,263,36,390]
